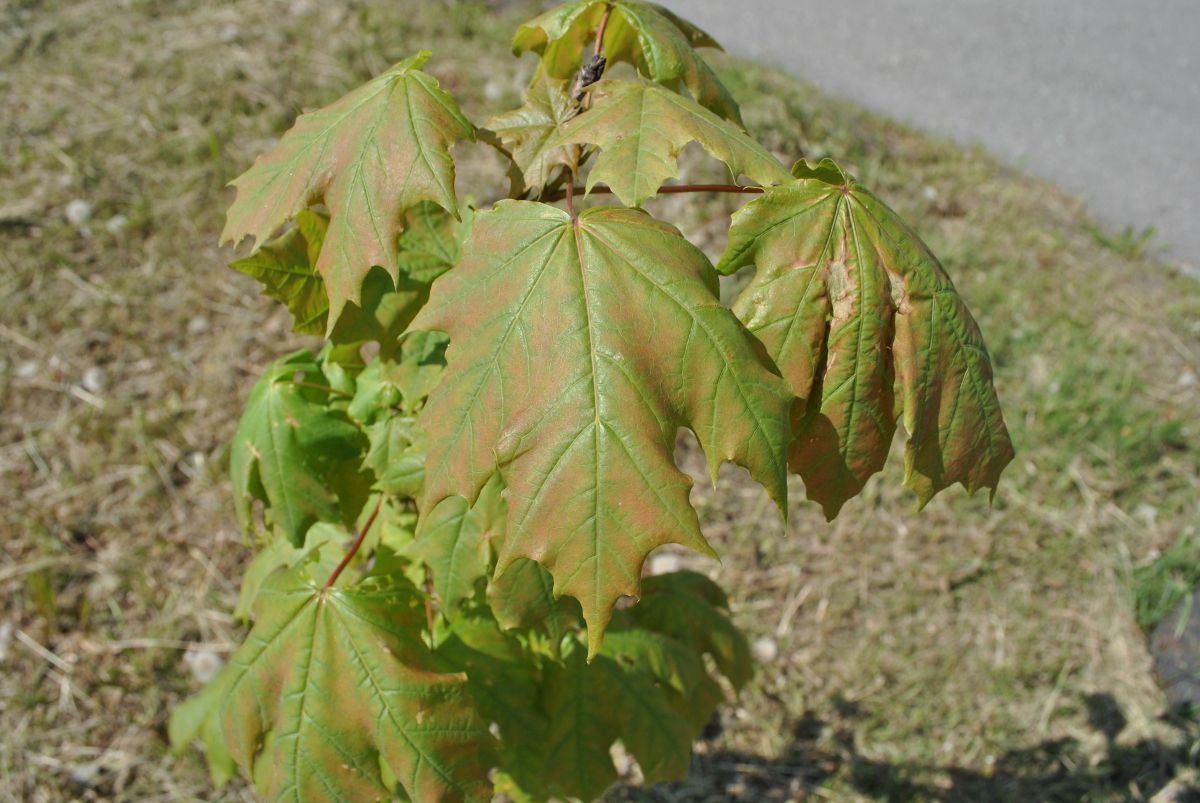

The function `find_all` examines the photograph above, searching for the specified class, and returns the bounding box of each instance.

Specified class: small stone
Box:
[218,23,239,43]
[1134,503,1159,526]
[1179,371,1198,388]
[184,650,224,684]
[16,360,38,379]
[64,199,92,227]
[68,762,101,789]
[922,185,939,202]
[647,552,682,575]
[81,366,108,393]
[751,636,778,663]
[483,79,505,103]
[104,214,128,234]
[187,315,211,334]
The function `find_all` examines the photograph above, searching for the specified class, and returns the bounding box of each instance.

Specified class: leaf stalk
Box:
[321,495,384,593]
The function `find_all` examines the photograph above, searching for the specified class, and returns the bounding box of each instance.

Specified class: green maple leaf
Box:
[171,569,494,802]
[231,203,470,349]
[230,209,329,335]
[485,68,578,193]
[230,350,365,545]
[232,529,331,621]
[363,415,426,497]
[541,627,720,798]
[718,159,1015,516]
[600,622,723,732]
[411,201,792,655]
[488,557,581,657]
[392,201,475,287]
[551,80,790,207]
[410,474,506,616]
[435,610,550,794]
[513,0,741,122]
[220,51,473,330]
[381,329,451,411]
[630,570,753,690]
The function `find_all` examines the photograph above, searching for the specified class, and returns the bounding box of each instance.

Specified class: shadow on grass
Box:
[614,694,1200,802]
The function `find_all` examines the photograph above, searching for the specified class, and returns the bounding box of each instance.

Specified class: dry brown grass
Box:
[2,1,1198,801]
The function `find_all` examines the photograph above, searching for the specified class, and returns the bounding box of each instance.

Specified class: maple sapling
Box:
[172,2,1014,800]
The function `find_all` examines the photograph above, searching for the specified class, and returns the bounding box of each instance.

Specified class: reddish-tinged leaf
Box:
[411,201,791,655]
[485,68,578,193]
[719,159,1014,515]
[513,0,741,122]
[173,570,495,802]
[551,79,789,207]
[220,52,473,330]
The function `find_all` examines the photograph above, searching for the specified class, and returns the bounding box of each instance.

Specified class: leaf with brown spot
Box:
[513,0,741,121]
[550,79,789,207]
[411,201,791,655]
[220,51,473,331]
[718,158,1014,516]
[170,569,495,802]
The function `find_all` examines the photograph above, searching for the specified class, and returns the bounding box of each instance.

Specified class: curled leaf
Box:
[720,158,1014,515]
[513,0,740,121]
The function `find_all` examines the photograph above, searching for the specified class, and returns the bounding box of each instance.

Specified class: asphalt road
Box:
[661,0,1200,264]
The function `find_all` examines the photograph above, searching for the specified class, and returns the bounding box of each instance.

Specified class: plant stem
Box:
[321,495,383,593]
[423,568,436,636]
[594,4,613,57]
[565,177,577,218]
[291,379,353,398]
[543,183,766,203]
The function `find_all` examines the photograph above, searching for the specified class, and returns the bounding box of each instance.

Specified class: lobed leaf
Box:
[411,201,792,655]
[630,570,753,690]
[220,52,473,330]
[171,569,494,802]
[230,350,365,545]
[485,68,578,193]
[488,557,581,656]
[410,474,506,616]
[229,209,329,335]
[513,0,740,122]
[718,159,1015,516]
[551,79,790,207]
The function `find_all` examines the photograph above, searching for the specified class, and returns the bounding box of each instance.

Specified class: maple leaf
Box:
[513,0,741,122]
[551,79,790,207]
[434,610,550,793]
[488,557,581,657]
[363,415,426,497]
[718,159,1015,516]
[220,51,474,330]
[411,201,792,654]
[230,350,365,545]
[170,569,494,802]
[629,569,753,689]
[485,68,578,193]
[230,209,329,335]
[535,574,745,799]
[410,474,506,616]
